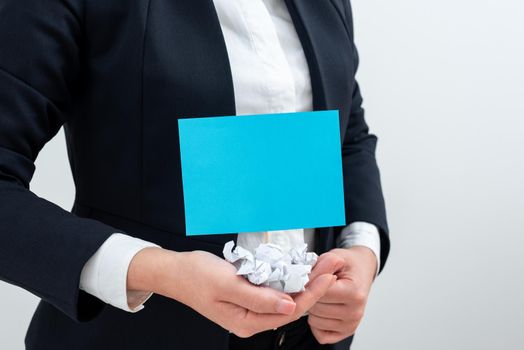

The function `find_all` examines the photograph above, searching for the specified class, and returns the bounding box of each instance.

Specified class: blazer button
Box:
[277,331,286,347]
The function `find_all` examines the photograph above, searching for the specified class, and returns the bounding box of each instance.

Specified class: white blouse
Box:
[79,0,381,313]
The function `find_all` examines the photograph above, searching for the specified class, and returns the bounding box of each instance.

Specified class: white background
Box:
[1,0,524,349]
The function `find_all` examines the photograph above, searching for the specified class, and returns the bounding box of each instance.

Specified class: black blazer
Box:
[0,0,389,349]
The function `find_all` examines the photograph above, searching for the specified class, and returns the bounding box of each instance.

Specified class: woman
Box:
[0,0,390,349]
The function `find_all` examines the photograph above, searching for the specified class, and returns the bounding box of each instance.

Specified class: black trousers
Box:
[229,316,330,350]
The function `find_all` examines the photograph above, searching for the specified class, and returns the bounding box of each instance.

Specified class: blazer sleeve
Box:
[0,0,116,321]
[338,0,391,273]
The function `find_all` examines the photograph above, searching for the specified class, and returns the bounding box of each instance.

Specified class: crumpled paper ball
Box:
[223,240,318,293]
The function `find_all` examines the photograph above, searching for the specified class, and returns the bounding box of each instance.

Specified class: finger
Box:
[234,274,335,335]
[309,302,346,320]
[308,314,343,332]
[227,278,297,315]
[310,301,364,326]
[318,279,356,304]
[310,327,346,345]
[222,274,336,336]
[219,300,291,336]
[293,274,336,317]
[307,252,345,284]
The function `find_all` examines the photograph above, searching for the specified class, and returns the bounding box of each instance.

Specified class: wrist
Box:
[127,247,178,294]
[332,246,378,280]
[349,246,378,279]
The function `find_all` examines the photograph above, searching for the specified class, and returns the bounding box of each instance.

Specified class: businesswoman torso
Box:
[0,0,389,349]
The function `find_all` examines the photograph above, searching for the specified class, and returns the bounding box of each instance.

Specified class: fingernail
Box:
[330,275,337,285]
[276,299,296,314]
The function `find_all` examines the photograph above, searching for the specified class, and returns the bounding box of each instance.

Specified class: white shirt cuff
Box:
[79,233,160,312]
[337,222,381,277]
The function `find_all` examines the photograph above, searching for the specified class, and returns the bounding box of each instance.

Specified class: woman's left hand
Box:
[306,247,378,344]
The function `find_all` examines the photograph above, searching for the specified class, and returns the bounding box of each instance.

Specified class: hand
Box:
[307,246,377,344]
[127,247,336,338]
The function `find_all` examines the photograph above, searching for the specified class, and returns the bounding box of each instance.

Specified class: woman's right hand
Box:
[127,247,337,337]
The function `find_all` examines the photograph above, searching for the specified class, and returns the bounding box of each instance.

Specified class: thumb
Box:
[307,252,345,285]
[292,274,336,317]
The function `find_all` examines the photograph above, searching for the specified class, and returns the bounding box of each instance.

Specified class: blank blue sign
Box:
[178,110,346,235]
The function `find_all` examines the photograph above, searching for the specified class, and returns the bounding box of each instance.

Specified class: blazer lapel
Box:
[284,0,354,144]
[285,0,354,253]
[142,0,238,245]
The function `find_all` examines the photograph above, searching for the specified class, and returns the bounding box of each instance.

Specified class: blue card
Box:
[178,110,346,235]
